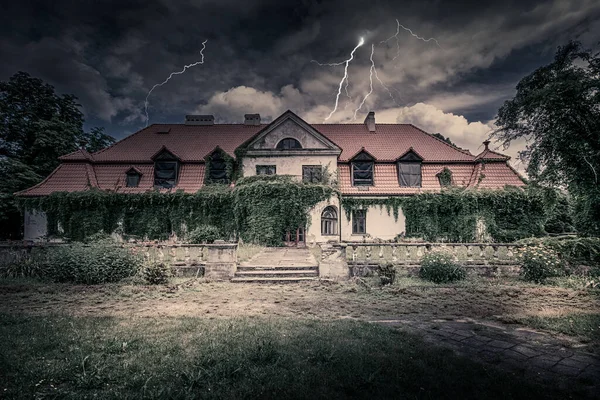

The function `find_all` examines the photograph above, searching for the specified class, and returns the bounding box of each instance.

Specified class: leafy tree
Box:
[432,132,457,147]
[0,71,115,238]
[494,41,600,236]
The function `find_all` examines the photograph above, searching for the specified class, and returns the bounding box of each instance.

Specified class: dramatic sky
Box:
[2,0,599,168]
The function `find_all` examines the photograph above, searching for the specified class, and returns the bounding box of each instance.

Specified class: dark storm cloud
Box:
[1,0,599,145]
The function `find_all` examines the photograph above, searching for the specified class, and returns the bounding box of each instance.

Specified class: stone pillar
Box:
[204,241,238,280]
[319,243,349,280]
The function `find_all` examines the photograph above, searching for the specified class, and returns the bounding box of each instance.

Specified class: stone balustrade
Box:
[343,242,521,277]
[0,242,238,279]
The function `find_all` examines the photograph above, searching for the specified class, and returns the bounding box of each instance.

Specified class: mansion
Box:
[18,110,525,244]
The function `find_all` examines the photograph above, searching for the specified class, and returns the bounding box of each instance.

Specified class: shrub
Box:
[518,244,565,283]
[141,261,172,284]
[188,225,221,244]
[419,252,466,284]
[377,263,396,286]
[38,239,141,284]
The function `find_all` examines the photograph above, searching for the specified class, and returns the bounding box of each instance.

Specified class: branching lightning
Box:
[144,40,208,126]
[353,44,375,120]
[311,37,364,121]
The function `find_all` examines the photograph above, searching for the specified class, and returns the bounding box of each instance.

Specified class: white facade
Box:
[241,112,406,244]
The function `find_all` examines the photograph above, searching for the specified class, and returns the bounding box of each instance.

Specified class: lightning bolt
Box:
[144,40,208,126]
[353,44,375,120]
[311,37,365,121]
[382,19,441,51]
[373,63,399,106]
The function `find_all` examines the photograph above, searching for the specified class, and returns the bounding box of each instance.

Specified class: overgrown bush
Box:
[419,252,466,284]
[518,244,565,283]
[377,263,396,286]
[517,237,600,271]
[140,261,172,284]
[0,257,41,279]
[188,225,221,244]
[37,240,141,284]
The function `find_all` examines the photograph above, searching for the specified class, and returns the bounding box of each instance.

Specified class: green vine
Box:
[204,147,235,184]
[19,176,336,246]
[341,186,552,242]
[437,167,453,187]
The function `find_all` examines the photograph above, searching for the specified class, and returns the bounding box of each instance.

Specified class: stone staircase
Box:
[232,247,319,283]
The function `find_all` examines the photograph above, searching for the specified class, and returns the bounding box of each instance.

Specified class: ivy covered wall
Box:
[341,186,552,243]
[20,176,335,246]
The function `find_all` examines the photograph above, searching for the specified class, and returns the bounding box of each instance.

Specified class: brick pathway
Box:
[373,318,599,397]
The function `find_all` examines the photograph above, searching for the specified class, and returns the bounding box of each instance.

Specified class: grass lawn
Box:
[0,314,574,399]
[513,313,600,342]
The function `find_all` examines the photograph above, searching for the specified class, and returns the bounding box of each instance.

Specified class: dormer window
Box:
[125,168,142,188]
[351,151,374,186]
[276,138,302,149]
[153,149,179,189]
[437,167,453,187]
[207,150,229,183]
[397,150,422,187]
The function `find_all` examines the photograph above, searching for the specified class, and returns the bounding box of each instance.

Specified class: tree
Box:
[432,132,457,147]
[0,71,116,238]
[494,41,600,236]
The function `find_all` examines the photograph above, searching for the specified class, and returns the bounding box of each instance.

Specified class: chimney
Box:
[244,113,261,125]
[364,111,375,132]
[483,140,490,150]
[185,114,215,125]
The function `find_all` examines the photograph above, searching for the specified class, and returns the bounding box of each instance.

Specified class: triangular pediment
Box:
[397,148,423,162]
[244,110,341,154]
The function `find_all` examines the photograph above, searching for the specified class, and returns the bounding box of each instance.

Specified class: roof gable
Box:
[244,110,341,154]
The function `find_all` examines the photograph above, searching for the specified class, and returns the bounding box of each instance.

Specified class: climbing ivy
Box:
[19,176,335,246]
[437,167,453,187]
[203,147,236,184]
[341,186,552,242]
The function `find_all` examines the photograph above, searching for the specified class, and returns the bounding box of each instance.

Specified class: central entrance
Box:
[283,226,305,247]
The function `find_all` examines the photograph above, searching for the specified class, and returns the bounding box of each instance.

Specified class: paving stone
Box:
[460,337,487,348]
[529,355,562,369]
[503,349,531,361]
[568,354,600,366]
[512,344,540,358]
[487,339,515,349]
[578,366,600,381]
[558,357,592,370]
[551,364,581,377]
[478,350,501,364]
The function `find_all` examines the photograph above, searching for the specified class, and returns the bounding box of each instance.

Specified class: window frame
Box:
[125,171,141,188]
[320,206,338,236]
[302,165,323,183]
[352,209,367,234]
[397,162,422,187]
[351,151,375,187]
[207,151,230,184]
[256,165,277,176]
[276,138,302,149]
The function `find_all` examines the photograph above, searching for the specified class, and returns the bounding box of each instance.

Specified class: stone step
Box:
[237,265,318,271]
[230,276,318,283]
[235,269,318,278]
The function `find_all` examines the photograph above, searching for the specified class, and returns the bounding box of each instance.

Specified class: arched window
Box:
[276,138,302,149]
[321,206,338,236]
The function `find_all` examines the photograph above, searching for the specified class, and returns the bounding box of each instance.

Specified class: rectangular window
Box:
[352,162,374,186]
[398,162,422,187]
[126,173,140,188]
[154,161,178,188]
[352,209,366,234]
[256,165,276,175]
[302,165,322,183]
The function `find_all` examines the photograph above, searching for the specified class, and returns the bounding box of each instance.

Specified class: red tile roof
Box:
[313,124,475,162]
[92,124,265,162]
[475,148,510,161]
[17,115,523,197]
[337,163,514,195]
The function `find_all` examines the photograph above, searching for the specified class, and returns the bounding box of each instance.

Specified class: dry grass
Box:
[1,277,598,323]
